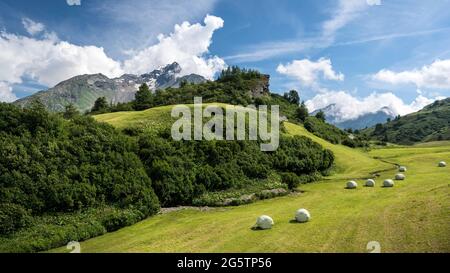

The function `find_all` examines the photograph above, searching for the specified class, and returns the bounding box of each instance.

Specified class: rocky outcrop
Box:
[250,74,270,98]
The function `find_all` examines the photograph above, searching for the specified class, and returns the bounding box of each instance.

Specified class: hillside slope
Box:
[364,97,450,144]
[50,120,450,253]
[95,106,390,179]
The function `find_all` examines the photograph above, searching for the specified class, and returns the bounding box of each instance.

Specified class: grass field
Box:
[52,110,450,253]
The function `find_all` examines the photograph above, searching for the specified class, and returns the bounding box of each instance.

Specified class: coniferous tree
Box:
[91,97,109,113]
[315,110,326,122]
[296,101,309,122]
[134,83,153,110]
[285,90,300,105]
[63,103,79,119]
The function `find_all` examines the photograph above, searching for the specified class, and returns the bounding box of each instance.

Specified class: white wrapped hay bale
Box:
[395,173,406,180]
[346,180,358,189]
[255,215,274,230]
[439,161,446,167]
[399,166,407,172]
[383,179,394,187]
[365,179,375,187]
[295,209,311,223]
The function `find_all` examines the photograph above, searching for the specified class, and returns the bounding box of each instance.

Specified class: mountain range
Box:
[363,97,450,144]
[14,62,206,113]
[311,104,397,130]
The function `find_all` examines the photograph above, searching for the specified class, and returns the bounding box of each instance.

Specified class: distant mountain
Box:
[311,104,396,130]
[14,62,206,112]
[363,97,450,144]
[335,107,396,130]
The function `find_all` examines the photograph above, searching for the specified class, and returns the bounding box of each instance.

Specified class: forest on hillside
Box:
[0,96,334,252]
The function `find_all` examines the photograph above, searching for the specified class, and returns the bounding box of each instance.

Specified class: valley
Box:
[48,121,450,253]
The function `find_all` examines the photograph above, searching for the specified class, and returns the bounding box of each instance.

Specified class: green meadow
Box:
[49,110,449,253]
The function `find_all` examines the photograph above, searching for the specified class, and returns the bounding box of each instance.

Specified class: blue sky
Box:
[1,0,449,120]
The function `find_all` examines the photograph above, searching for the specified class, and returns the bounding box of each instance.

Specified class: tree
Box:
[134,83,153,110]
[284,90,300,105]
[387,117,391,123]
[315,110,326,122]
[374,123,384,133]
[179,79,188,88]
[63,103,79,119]
[296,101,309,122]
[91,97,109,113]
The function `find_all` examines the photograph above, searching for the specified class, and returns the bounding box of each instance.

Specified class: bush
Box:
[0,203,31,235]
[281,173,302,190]
[0,104,160,218]
[304,116,346,144]
[0,206,147,253]
[100,208,145,232]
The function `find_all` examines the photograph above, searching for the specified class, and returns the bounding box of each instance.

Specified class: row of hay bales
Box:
[345,161,446,190]
[254,161,446,230]
[345,161,446,189]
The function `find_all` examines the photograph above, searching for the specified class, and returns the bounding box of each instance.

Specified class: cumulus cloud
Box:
[372,59,450,89]
[277,58,344,87]
[22,18,46,36]
[0,32,123,87]
[0,82,18,102]
[0,15,226,101]
[305,90,438,122]
[66,0,81,6]
[123,15,226,80]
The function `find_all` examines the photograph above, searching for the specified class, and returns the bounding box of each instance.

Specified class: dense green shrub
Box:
[100,208,145,232]
[0,206,146,253]
[304,116,346,144]
[281,173,302,190]
[0,203,31,235]
[0,102,160,235]
[137,131,333,207]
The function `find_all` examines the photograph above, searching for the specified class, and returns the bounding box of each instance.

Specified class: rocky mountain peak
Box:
[14,62,206,112]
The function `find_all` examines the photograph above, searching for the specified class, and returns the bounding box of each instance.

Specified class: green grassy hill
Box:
[95,104,390,180]
[363,97,450,145]
[46,108,450,253]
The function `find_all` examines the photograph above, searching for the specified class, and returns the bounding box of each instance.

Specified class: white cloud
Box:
[0,32,123,87]
[123,15,226,80]
[66,0,81,6]
[366,0,381,6]
[305,90,438,122]
[0,82,18,102]
[276,58,344,87]
[372,59,450,89]
[0,14,226,101]
[22,18,45,36]
[225,0,382,63]
[93,0,217,59]
[322,0,369,40]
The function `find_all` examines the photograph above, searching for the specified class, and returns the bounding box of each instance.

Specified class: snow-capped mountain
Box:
[311,104,397,130]
[14,62,206,113]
